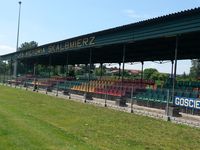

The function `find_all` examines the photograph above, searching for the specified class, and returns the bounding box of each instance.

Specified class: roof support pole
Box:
[85,49,92,102]
[13,60,18,78]
[171,60,174,78]
[33,63,36,76]
[0,61,2,83]
[121,45,126,97]
[25,60,28,76]
[122,45,126,85]
[172,36,179,105]
[118,63,121,79]
[48,55,52,78]
[88,49,92,89]
[85,64,88,79]
[21,60,26,88]
[61,65,64,76]
[116,45,126,106]
[33,62,37,91]
[53,65,56,76]
[100,63,103,79]
[3,62,6,83]
[141,61,144,80]
[24,61,29,89]
[10,58,13,80]
[65,54,69,78]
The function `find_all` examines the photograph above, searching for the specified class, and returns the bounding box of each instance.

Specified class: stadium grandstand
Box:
[1,7,200,116]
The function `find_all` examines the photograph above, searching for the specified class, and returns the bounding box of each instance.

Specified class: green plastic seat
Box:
[183,92,190,98]
[190,92,198,98]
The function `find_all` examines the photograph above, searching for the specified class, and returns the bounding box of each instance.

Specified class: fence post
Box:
[105,83,107,107]
[46,84,48,94]
[14,78,17,88]
[131,86,134,113]
[33,77,36,91]
[0,75,1,84]
[192,108,194,115]
[25,80,28,91]
[56,81,58,96]
[84,83,87,103]
[166,89,170,121]
[36,78,39,92]
[3,68,5,85]
[20,80,22,89]
[64,80,66,91]
[69,81,71,99]
[10,79,12,87]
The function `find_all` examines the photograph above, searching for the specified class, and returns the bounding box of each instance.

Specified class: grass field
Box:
[0,85,200,150]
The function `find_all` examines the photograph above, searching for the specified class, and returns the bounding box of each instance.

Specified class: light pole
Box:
[16,1,22,52]
[13,1,22,77]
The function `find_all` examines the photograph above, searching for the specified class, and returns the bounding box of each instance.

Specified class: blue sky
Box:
[0,0,200,74]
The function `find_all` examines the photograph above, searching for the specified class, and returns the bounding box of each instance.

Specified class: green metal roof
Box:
[1,7,200,64]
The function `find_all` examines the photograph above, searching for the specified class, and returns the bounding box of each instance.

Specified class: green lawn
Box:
[0,85,200,150]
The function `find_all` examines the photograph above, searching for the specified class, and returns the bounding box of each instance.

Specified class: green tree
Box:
[123,70,131,78]
[158,73,168,81]
[19,41,38,51]
[190,59,200,78]
[143,68,158,80]
[150,71,159,81]
[182,72,187,78]
[94,65,106,76]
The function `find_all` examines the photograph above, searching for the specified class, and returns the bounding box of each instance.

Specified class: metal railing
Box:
[0,76,200,116]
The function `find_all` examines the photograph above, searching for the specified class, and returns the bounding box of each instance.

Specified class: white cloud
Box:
[123,9,150,20]
[0,44,15,55]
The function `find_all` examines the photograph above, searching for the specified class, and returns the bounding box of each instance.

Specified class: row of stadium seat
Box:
[68,79,151,96]
[135,92,169,103]
[135,88,200,103]
[164,80,200,91]
[43,78,153,97]
[6,76,155,98]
